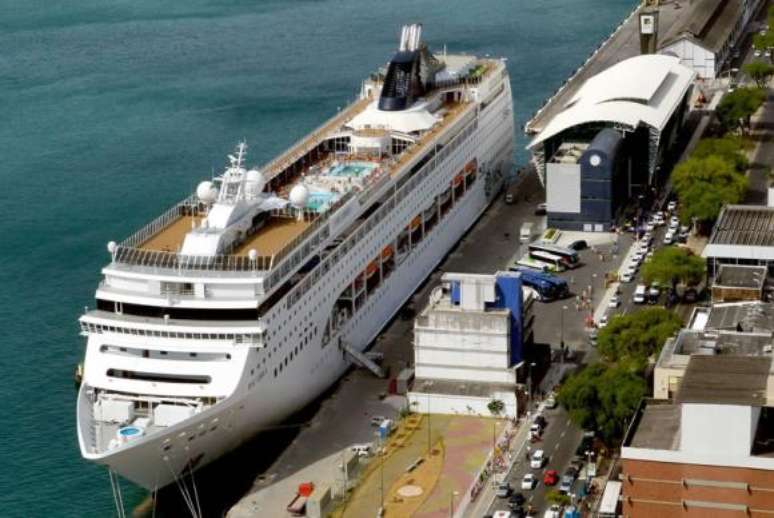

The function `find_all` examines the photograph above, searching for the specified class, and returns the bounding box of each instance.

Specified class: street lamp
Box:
[560,305,568,364]
[527,362,537,413]
[449,490,460,517]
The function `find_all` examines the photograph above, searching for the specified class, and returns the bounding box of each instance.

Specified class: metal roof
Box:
[660,0,744,54]
[677,355,772,406]
[708,205,774,247]
[528,54,696,149]
[714,265,767,290]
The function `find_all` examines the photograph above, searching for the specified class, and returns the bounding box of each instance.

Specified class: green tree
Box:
[545,490,572,506]
[692,135,749,173]
[641,246,706,289]
[672,156,747,228]
[487,399,505,416]
[557,363,646,444]
[596,307,682,363]
[743,61,774,88]
[716,87,766,134]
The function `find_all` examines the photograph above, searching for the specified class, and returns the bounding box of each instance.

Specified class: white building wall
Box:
[546,162,581,214]
[416,348,509,369]
[660,39,716,80]
[680,403,755,457]
[408,390,517,418]
[414,364,516,384]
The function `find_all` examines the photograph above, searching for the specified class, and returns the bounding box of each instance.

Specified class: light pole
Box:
[449,490,459,517]
[527,362,537,413]
[560,305,568,364]
[427,391,432,453]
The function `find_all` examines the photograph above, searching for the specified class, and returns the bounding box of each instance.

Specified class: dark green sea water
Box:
[0,0,635,515]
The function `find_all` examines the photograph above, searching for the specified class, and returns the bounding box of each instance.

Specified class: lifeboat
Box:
[452,174,464,187]
[409,216,422,230]
[365,261,379,278]
[464,158,477,174]
[381,245,394,260]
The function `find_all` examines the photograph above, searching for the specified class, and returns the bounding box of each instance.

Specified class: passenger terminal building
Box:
[527,54,695,232]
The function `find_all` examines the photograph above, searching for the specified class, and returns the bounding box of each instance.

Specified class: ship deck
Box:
[233,217,311,256]
[140,215,203,253]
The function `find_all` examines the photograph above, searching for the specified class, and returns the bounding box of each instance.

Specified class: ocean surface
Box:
[0,0,636,516]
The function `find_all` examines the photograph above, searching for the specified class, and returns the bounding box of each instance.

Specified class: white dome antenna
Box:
[244,169,266,198]
[289,184,309,209]
[107,241,117,254]
[196,181,219,204]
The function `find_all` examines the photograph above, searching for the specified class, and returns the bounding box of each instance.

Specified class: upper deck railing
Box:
[107,61,497,280]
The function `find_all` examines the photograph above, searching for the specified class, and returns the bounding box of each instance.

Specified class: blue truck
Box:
[508,266,569,302]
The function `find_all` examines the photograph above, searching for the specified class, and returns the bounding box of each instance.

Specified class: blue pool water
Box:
[329,162,376,178]
[0,0,637,515]
[306,191,339,212]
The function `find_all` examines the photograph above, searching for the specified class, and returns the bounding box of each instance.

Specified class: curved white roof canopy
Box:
[528,54,696,149]
[348,99,440,134]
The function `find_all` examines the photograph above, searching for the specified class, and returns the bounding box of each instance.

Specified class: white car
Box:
[608,294,621,308]
[598,314,609,328]
[765,51,771,58]
[620,270,634,283]
[663,232,675,245]
[632,249,645,264]
[667,200,677,212]
[545,394,557,409]
[544,505,563,518]
[755,49,762,57]
[530,449,546,469]
[521,473,537,490]
[641,232,653,246]
[644,221,655,232]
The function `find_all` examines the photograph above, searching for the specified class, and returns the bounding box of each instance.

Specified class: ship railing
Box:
[112,245,274,272]
[121,195,201,249]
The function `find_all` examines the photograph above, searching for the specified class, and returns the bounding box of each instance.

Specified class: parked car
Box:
[530,449,546,469]
[534,414,547,428]
[633,284,647,304]
[509,492,526,507]
[620,270,635,283]
[545,394,557,409]
[530,422,542,436]
[543,469,559,486]
[496,482,512,498]
[588,327,598,346]
[641,232,653,246]
[544,504,563,518]
[521,473,537,490]
[663,231,675,245]
[598,314,609,328]
[568,239,588,251]
[559,475,575,494]
[505,193,515,204]
[755,49,762,57]
[351,443,373,457]
[608,294,621,308]
[648,283,661,301]
[370,416,387,426]
[667,200,677,212]
[534,203,547,215]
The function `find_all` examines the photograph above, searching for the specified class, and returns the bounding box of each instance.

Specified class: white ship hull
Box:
[77,42,514,491]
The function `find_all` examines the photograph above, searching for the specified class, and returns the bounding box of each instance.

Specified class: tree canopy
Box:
[557,363,646,444]
[691,135,749,172]
[672,155,747,226]
[743,61,774,89]
[641,246,706,288]
[716,87,766,134]
[596,307,682,363]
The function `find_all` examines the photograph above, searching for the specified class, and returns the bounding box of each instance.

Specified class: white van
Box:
[633,284,647,304]
[351,443,373,457]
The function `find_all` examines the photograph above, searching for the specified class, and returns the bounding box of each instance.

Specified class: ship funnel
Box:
[411,24,423,51]
[399,25,409,51]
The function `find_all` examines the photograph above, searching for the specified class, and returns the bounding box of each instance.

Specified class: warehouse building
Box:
[658,0,764,80]
[704,205,774,277]
[528,54,695,232]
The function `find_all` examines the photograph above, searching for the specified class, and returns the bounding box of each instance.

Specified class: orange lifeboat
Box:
[452,174,464,187]
[409,216,422,230]
[464,158,478,174]
[381,245,394,260]
[365,261,379,278]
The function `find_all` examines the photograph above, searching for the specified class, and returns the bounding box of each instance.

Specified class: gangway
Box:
[340,341,386,378]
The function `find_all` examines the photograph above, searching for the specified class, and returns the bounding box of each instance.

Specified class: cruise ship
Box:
[77,24,515,490]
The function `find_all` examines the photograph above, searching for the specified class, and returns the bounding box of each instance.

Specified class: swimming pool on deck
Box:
[306,191,339,212]
[328,161,376,178]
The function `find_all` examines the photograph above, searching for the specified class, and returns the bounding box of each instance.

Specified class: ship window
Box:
[106,369,211,384]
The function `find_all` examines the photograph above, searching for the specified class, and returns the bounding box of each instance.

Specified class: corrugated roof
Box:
[677,355,771,406]
[660,0,744,54]
[708,205,774,247]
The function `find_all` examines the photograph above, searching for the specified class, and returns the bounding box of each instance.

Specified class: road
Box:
[487,405,583,517]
